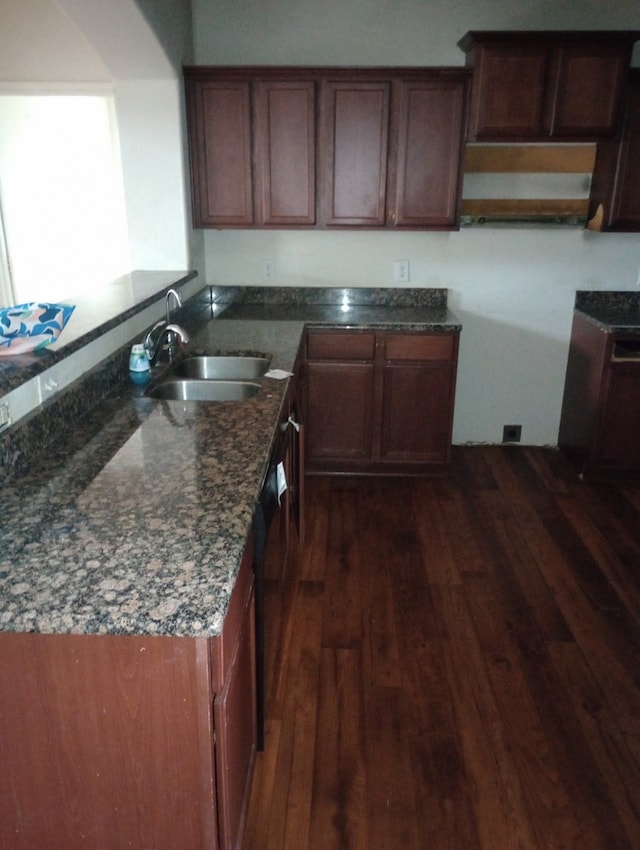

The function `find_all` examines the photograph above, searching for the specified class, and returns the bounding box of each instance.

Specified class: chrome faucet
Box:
[144,320,190,365]
[143,288,189,365]
[165,288,182,324]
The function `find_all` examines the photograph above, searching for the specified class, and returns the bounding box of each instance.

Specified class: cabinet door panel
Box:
[214,583,256,850]
[384,332,454,361]
[320,81,390,225]
[306,362,375,459]
[551,45,627,137]
[307,331,376,360]
[590,71,640,231]
[470,44,548,138]
[595,368,640,467]
[380,364,454,463]
[393,80,466,227]
[614,79,640,227]
[255,81,316,225]
[187,81,253,226]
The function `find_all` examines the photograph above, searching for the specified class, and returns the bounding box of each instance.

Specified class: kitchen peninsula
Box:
[559,290,640,479]
[0,283,460,850]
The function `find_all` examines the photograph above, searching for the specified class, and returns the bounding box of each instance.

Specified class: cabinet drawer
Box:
[307,331,375,360]
[384,333,455,361]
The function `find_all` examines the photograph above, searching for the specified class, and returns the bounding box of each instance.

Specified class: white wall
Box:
[193,0,640,446]
[0,0,201,277]
[114,79,191,269]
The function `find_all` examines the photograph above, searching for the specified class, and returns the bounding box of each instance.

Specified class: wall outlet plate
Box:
[393,260,409,283]
[502,424,522,443]
[0,401,11,430]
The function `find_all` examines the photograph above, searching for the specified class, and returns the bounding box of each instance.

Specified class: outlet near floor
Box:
[502,424,522,443]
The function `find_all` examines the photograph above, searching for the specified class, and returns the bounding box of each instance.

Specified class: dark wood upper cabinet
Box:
[390,77,468,228]
[459,31,639,141]
[589,69,640,231]
[319,71,469,229]
[185,78,254,226]
[184,66,470,230]
[254,80,316,225]
[318,80,391,226]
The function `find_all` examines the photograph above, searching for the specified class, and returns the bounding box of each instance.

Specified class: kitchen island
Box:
[0,285,460,849]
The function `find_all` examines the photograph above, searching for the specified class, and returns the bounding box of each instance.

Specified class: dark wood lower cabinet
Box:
[214,565,256,850]
[306,360,375,460]
[559,311,640,478]
[0,540,256,850]
[305,329,459,474]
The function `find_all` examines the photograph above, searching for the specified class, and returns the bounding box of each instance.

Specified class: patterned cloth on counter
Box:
[0,302,75,354]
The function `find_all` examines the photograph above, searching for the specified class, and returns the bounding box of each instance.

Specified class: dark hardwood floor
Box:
[242,446,640,850]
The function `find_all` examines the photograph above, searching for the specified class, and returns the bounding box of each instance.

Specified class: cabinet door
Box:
[379,334,458,464]
[186,79,253,226]
[612,75,640,229]
[306,361,375,460]
[551,43,629,137]
[594,367,640,468]
[391,78,467,227]
[254,80,316,225]
[380,364,455,463]
[468,43,549,138]
[592,70,640,231]
[319,80,390,225]
[214,579,256,850]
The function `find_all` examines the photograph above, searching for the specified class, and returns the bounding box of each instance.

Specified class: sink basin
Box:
[147,379,261,402]
[171,355,270,381]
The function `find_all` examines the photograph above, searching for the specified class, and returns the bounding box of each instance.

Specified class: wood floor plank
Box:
[431,582,540,850]
[549,641,640,847]
[242,448,640,850]
[321,484,363,649]
[458,511,586,848]
[310,647,368,850]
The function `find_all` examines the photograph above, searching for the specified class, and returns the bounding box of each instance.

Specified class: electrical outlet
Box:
[0,401,11,430]
[263,261,274,281]
[502,424,522,443]
[393,260,409,283]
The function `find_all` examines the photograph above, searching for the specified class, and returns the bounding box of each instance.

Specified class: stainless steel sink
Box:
[147,379,261,402]
[171,355,270,381]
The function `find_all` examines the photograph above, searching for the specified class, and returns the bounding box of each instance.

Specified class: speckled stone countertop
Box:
[0,287,460,638]
[574,291,640,334]
[0,270,198,396]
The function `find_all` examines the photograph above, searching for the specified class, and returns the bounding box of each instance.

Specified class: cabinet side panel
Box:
[558,314,609,458]
[0,633,215,850]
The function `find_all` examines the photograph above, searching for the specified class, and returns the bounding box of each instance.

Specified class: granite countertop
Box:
[574,291,640,334]
[0,289,460,639]
[0,270,198,396]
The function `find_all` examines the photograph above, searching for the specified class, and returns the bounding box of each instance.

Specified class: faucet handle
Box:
[143,320,166,360]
